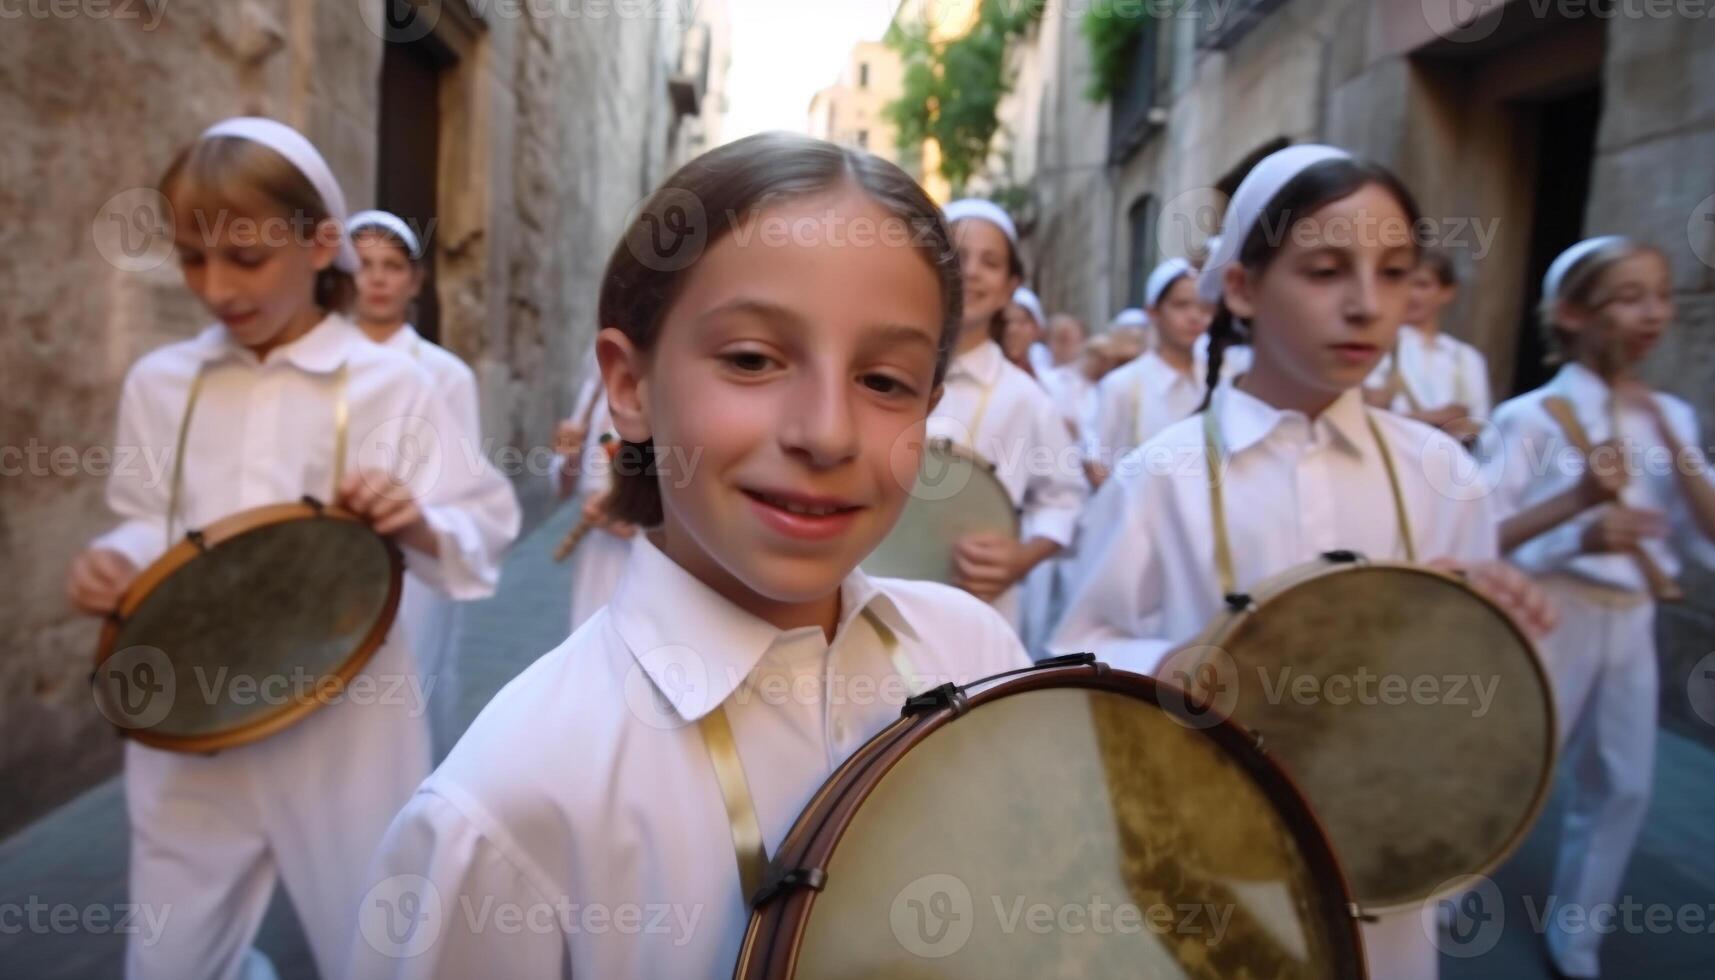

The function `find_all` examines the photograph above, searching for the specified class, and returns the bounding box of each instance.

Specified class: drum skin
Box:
[93,501,402,754]
[1171,559,1556,913]
[735,665,1366,980]
[861,441,1018,584]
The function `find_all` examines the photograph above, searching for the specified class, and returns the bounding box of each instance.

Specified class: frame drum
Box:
[862,439,1018,584]
[92,499,403,754]
[1164,555,1556,913]
[735,662,1366,979]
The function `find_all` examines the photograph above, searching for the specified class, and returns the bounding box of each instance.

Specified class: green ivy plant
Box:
[1081,4,1152,101]
[884,0,1046,194]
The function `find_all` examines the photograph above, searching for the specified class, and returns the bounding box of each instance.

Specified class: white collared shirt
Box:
[1493,361,1715,590]
[347,536,1029,979]
[93,315,520,600]
[1039,363,1096,440]
[1092,350,1206,465]
[1051,383,1500,675]
[1366,324,1492,418]
[927,340,1088,547]
[377,324,484,448]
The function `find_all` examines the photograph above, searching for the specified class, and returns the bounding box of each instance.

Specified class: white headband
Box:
[1145,258,1195,309]
[1197,144,1354,304]
[1542,235,1628,301]
[1011,287,1046,328]
[199,117,358,273]
[1111,307,1149,329]
[943,198,1019,246]
[348,209,424,261]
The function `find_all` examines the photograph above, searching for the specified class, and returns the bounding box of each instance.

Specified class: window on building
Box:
[859,63,870,88]
[1127,194,1159,308]
[857,129,870,149]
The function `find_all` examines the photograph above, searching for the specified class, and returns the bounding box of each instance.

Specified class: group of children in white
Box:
[61,114,1712,980]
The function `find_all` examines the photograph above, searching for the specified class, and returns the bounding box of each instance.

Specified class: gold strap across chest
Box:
[1201,390,1415,597]
[697,607,918,902]
[166,361,350,547]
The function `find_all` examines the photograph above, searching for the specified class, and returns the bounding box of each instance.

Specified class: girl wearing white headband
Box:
[932,199,1087,643]
[64,118,519,980]
[1052,144,1556,980]
[999,284,1049,377]
[1492,235,1715,979]
[1090,257,1213,472]
[348,210,500,761]
[1363,248,1492,432]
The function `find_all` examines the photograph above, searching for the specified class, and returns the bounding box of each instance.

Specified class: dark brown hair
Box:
[158,136,356,313]
[600,132,964,528]
[1201,157,1424,410]
[1419,247,1458,287]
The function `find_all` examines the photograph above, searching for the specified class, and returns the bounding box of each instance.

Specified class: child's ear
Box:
[1554,299,1590,338]
[597,327,651,444]
[1223,264,1258,321]
[310,219,341,272]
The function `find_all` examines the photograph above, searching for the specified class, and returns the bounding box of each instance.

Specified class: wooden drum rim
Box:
[93,500,404,754]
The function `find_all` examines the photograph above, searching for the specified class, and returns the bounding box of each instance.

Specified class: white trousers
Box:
[397,573,464,759]
[123,638,431,980]
[1539,575,1658,978]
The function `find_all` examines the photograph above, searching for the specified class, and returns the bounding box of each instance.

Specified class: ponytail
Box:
[1199,303,1243,412]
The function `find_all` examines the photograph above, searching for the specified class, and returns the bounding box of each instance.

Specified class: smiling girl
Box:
[1049,144,1555,980]
[931,199,1088,641]
[347,134,1030,978]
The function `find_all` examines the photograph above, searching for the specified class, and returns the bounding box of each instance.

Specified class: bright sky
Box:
[720,0,899,141]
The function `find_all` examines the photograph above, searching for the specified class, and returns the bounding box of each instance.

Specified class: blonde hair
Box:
[1537,238,1665,364]
[158,136,356,313]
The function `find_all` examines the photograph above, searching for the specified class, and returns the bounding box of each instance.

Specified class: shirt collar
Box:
[948,339,1005,387]
[378,323,423,355]
[188,313,358,374]
[1217,381,1371,457]
[606,534,922,723]
[1551,360,1611,406]
[1140,350,1199,390]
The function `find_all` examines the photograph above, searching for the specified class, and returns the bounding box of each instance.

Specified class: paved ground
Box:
[3,503,1712,977]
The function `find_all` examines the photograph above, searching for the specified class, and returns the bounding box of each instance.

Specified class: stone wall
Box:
[1025,0,1715,744]
[0,0,698,835]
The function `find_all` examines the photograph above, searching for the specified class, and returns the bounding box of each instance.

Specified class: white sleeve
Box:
[1093,373,1130,466]
[1661,399,1715,570]
[1020,393,1089,547]
[1495,402,1593,574]
[1048,473,1175,675]
[91,366,172,570]
[347,790,565,980]
[1465,344,1492,420]
[398,386,523,601]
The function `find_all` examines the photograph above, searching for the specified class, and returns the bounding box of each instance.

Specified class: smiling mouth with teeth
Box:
[745,490,858,517]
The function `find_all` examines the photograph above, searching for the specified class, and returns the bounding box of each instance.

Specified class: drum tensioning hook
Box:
[748,867,828,909]
[185,528,209,554]
[1320,550,1368,565]
[300,494,327,516]
[1223,592,1256,613]
[902,654,1107,718]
